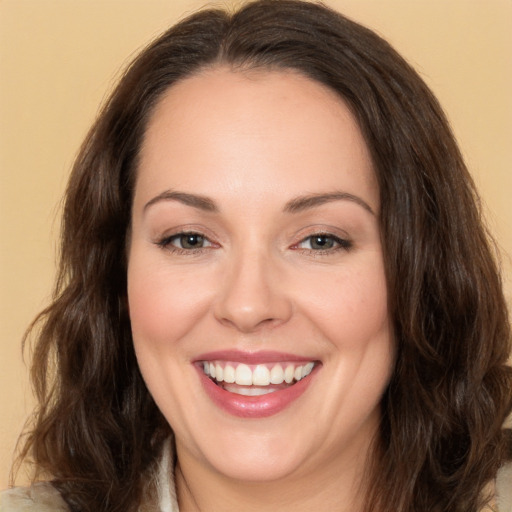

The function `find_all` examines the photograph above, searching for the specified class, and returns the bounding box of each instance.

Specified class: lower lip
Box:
[197,366,317,418]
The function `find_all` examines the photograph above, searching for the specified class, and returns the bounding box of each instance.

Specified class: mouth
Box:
[195,353,320,418]
[201,360,316,396]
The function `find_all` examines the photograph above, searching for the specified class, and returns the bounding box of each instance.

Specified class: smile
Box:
[194,350,323,419]
[201,361,316,395]
[196,355,319,417]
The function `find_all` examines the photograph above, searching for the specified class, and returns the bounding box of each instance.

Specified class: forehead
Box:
[136,67,378,212]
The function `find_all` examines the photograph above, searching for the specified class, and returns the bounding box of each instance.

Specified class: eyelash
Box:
[293,233,352,255]
[156,231,352,256]
[155,231,214,255]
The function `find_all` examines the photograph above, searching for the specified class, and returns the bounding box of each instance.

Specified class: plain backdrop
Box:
[1,0,511,488]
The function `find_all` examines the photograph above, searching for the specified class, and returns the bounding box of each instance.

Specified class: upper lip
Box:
[194,350,318,364]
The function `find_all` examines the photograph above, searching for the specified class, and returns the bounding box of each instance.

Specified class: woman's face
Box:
[128,68,394,484]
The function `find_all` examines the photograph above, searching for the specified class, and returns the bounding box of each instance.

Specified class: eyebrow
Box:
[143,190,218,213]
[283,192,375,215]
[143,189,375,215]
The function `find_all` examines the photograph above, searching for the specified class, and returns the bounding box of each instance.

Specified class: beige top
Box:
[0,441,179,512]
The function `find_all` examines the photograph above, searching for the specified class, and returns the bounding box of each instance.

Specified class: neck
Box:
[174,438,376,512]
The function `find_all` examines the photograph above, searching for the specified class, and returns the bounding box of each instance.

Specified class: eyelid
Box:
[152,224,352,255]
[169,232,212,248]
[154,227,220,254]
[291,225,351,243]
[289,225,353,254]
[293,233,351,251]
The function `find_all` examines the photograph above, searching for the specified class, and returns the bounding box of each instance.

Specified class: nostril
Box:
[216,314,281,333]
[212,257,293,331]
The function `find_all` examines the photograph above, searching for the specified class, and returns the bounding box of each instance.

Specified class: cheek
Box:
[296,260,389,350]
[127,257,212,351]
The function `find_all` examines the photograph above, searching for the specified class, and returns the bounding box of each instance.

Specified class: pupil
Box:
[181,234,202,248]
[312,236,333,249]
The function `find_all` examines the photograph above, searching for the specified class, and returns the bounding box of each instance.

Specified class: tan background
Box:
[1,0,511,488]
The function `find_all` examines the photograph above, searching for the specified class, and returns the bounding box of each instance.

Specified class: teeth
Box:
[223,385,279,396]
[223,364,235,383]
[202,361,316,387]
[252,365,270,386]
[302,362,314,378]
[235,364,253,385]
[215,364,224,382]
[269,364,284,384]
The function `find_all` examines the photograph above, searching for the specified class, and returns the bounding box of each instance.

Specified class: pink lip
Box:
[194,350,315,364]
[195,361,319,419]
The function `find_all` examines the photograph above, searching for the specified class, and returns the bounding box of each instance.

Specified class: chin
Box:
[201,437,309,483]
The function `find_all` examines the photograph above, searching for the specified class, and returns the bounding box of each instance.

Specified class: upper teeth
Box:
[202,361,315,386]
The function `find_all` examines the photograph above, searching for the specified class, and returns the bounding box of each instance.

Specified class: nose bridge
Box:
[214,244,292,332]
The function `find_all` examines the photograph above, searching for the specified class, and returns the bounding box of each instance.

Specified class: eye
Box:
[173,233,209,249]
[296,234,352,252]
[157,232,213,251]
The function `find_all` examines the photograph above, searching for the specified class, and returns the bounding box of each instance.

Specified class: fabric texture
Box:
[497,463,512,512]
[0,440,179,512]
[0,482,69,512]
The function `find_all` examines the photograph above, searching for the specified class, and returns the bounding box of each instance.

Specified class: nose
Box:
[213,251,293,333]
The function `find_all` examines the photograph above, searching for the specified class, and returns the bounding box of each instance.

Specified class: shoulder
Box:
[496,462,512,512]
[0,482,69,512]
[0,440,177,512]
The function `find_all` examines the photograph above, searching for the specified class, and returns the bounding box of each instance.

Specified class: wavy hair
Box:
[18,1,511,511]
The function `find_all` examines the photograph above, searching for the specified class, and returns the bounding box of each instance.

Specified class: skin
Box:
[128,67,394,511]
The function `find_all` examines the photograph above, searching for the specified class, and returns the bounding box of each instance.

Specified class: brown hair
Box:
[18,1,511,511]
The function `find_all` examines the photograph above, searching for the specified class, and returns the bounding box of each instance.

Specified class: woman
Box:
[2,1,511,511]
